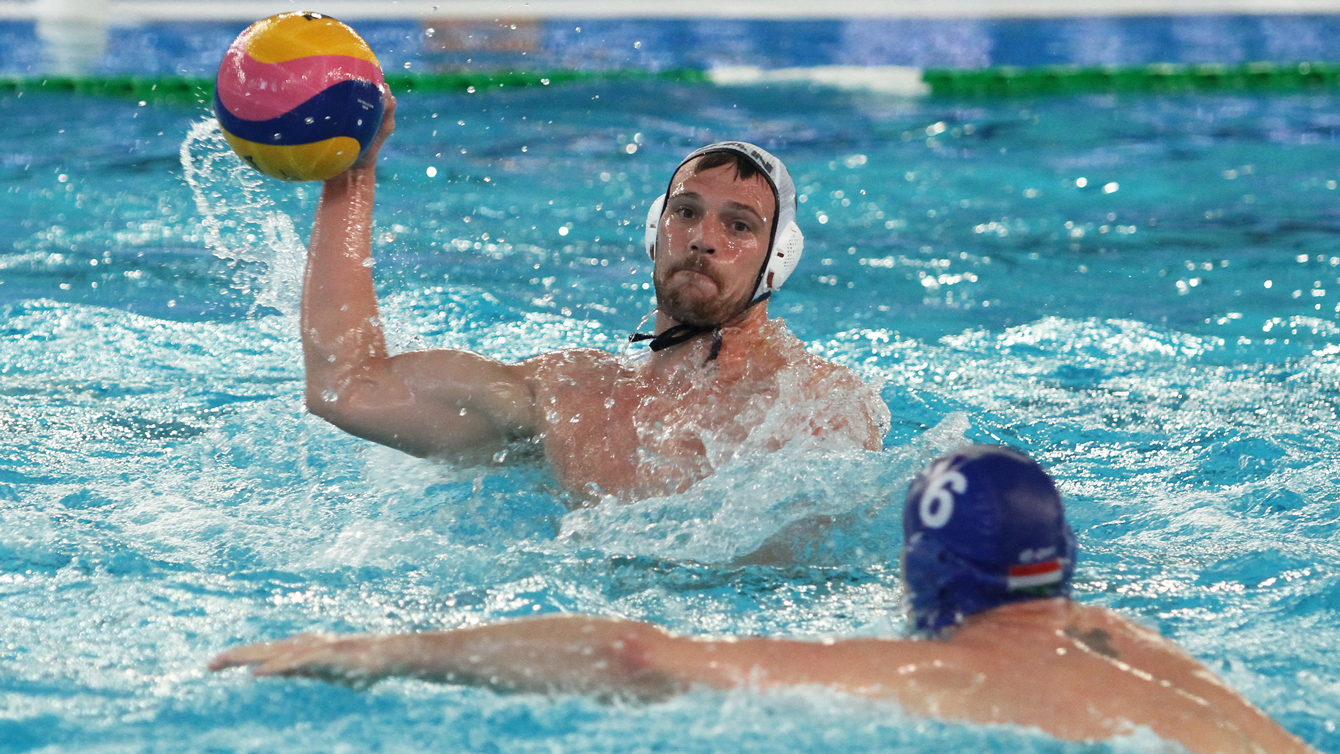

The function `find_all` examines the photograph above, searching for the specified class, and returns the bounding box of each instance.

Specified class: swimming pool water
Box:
[3,79,1340,752]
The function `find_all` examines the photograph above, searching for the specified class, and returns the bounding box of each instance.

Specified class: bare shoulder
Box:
[765,320,879,395]
[1061,603,1185,659]
[800,351,867,388]
[1062,604,1317,753]
[518,347,628,384]
[762,322,889,448]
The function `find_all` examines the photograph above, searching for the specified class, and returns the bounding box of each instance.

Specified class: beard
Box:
[653,257,755,328]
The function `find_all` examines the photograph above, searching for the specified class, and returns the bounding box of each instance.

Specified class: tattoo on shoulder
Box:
[1063,626,1119,659]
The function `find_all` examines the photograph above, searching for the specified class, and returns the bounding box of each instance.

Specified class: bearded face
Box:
[653,249,756,327]
[651,160,777,329]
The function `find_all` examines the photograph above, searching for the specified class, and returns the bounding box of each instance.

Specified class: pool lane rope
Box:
[2,61,1338,101]
[0,69,708,103]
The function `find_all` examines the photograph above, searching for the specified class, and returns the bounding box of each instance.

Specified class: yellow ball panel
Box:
[243,12,379,66]
[220,130,362,182]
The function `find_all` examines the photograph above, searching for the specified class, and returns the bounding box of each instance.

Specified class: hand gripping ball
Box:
[214,11,386,182]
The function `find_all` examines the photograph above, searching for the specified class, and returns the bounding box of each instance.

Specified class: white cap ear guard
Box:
[645,194,665,259]
[756,220,803,299]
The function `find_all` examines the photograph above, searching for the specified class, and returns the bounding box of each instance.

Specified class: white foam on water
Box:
[556,412,968,564]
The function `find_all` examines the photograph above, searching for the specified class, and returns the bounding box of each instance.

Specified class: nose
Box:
[688,213,725,255]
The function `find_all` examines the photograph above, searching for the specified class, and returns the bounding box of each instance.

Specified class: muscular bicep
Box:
[308,348,540,461]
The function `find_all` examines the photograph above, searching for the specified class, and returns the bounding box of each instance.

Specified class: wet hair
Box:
[691,150,764,183]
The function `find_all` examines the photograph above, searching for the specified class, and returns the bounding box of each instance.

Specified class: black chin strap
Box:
[630,324,724,361]
[630,293,766,363]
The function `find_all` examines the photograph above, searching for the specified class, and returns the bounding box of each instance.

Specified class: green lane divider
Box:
[0,74,213,102]
[0,68,708,103]
[3,62,1338,101]
[924,61,1340,96]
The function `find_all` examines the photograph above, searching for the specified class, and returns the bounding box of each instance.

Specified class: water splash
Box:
[557,412,968,564]
[179,118,307,317]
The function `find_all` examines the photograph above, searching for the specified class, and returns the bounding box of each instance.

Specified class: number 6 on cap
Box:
[919,462,967,529]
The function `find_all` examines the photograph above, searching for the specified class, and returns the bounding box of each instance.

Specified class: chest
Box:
[537,369,779,499]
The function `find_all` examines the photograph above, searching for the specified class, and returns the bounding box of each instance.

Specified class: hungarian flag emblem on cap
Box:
[1008,560,1064,590]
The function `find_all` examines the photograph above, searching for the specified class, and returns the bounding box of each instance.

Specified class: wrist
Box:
[330,164,375,186]
[319,165,377,205]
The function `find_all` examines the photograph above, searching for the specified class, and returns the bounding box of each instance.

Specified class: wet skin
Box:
[211,600,1315,754]
[651,159,775,329]
[301,93,885,501]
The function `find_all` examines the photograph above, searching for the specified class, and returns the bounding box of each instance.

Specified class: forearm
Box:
[301,165,389,409]
[211,617,687,699]
[410,620,862,698]
[371,618,684,698]
[292,104,538,457]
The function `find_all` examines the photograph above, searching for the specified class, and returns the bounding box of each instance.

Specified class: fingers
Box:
[207,633,331,673]
[344,90,396,175]
[208,633,384,687]
[208,643,271,672]
[376,89,397,142]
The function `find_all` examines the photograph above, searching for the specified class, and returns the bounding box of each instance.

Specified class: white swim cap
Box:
[644,141,804,307]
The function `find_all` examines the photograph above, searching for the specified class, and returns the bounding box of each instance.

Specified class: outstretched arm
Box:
[210,614,1316,754]
[208,616,938,698]
[302,92,539,461]
[209,617,691,699]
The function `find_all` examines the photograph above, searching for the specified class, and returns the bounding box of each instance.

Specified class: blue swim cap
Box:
[902,445,1077,635]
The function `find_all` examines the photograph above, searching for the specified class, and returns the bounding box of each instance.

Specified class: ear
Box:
[644,194,666,260]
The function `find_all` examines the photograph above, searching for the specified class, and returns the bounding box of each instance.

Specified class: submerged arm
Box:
[302,93,538,460]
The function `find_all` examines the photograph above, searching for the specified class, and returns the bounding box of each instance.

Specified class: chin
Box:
[656,289,749,328]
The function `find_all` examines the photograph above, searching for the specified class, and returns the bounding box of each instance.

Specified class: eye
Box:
[675,205,696,219]
[732,220,752,233]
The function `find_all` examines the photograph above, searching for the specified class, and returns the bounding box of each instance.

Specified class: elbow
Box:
[301,379,435,460]
[302,355,341,420]
[305,387,340,422]
[606,626,686,701]
[302,358,385,425]
[304,383,368,431]
[305,392,330,419]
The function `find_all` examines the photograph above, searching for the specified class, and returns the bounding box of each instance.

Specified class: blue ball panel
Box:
[213,79,384,148]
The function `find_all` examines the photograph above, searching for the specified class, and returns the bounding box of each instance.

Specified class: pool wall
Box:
[7,12,1340,77]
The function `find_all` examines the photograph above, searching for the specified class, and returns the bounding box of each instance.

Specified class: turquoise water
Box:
[3,81,1340,752]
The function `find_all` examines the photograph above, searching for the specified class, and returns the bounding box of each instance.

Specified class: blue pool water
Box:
[4,78,1340,752]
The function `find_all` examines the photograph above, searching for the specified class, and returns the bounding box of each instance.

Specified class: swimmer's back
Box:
[927,600,1309,753]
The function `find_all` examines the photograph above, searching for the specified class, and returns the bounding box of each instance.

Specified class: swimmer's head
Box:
[902,445,1077,635]
[645,142,803,314]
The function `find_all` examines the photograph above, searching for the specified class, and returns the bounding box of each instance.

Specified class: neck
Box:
[647,302,771,371]
[959,598,1074,632]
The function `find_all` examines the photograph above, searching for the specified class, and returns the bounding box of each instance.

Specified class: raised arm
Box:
[301,92,539,461]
